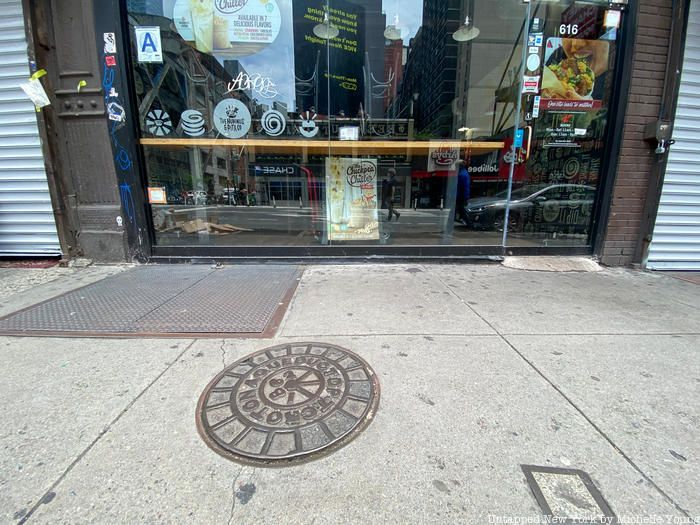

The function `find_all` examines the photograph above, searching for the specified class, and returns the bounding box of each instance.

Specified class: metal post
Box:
[501,0,531,250]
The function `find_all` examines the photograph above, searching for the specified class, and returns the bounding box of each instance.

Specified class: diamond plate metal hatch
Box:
[0,265,301,336]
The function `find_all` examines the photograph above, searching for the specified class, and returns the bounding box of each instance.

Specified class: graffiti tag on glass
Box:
[226,72,278,99]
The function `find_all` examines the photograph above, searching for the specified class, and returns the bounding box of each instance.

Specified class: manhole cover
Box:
[196,343,380,466]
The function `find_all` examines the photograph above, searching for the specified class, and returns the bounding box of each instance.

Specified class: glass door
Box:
[504,0,626,248]
[324,0,527,247]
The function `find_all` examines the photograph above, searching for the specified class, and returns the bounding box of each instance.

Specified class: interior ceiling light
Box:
[453,16,480,42]
[313,9,340,40]
[384,14,402,41]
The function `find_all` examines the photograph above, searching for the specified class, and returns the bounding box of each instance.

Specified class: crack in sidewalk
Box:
[220,338,227,370]
[18,339,199,524]
[227,466,256,525]
[424,265,694,520]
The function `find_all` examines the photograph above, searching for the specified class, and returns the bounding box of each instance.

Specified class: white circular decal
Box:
[299,111,319,138]
[146,109,173,136]
[526,53,541,72]
[181,109,206,137]
[260,109,286,136]
[213,99,251,138]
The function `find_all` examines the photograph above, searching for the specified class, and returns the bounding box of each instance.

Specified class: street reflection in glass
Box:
[127,0,622,248]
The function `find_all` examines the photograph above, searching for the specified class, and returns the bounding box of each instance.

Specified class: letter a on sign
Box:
[135,26,162,63]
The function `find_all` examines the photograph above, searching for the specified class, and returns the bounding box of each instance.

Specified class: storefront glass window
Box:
[125,0,624,251]
[504,0,623,248]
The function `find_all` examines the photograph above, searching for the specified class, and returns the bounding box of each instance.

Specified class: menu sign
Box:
[542,111,589,148]
[326,157,378,241]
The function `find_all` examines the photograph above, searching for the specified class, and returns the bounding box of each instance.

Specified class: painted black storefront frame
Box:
[104,0,636,262]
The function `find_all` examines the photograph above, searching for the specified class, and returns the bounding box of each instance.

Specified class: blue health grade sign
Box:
[135,26,163,63]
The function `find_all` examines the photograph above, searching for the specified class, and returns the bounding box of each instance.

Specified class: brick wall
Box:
[599,0,673,266]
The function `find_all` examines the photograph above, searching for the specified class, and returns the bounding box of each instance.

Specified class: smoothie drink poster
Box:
[172,0,283,52]
[326,157,379,241]
[167,0,296,110]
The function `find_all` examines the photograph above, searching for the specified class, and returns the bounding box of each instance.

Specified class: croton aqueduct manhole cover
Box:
[196,343,380,466]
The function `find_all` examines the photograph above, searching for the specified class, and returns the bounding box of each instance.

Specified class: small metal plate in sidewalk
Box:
[521,465,616,523]
[196,343,380,466]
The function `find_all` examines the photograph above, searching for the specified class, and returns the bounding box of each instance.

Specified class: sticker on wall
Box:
[103,32,116,54]
[528,33,544,48]
[107,101,125,122]
[514,129,524,148]
[181,109,206,137]
[522,75,540,94]
[533,95,541,118]
[299,111,319,138]
[213,99,251,139]
[260,109,286,136]
[146,109,173,136]
[526,53,541,73]
[135,26,163,63]
[105,55,117,67]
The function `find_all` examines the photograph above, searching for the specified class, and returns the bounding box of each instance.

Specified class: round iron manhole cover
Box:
[196,343,380,466]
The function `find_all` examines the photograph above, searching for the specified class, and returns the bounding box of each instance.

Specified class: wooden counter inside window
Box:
[139,138,505,155]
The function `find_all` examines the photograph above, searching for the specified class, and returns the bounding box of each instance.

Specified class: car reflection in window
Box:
[464,184,595,233]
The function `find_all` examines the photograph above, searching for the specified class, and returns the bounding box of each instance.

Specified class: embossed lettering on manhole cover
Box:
[196,343,380,466]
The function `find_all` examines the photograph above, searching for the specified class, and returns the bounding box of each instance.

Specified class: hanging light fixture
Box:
[453,16,480,42]
[313,8,340,40]
[384,14,402,41]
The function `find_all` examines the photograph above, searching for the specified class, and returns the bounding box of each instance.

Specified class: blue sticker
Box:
[514,129,524,148]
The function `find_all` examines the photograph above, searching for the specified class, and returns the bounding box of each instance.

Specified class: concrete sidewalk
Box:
[0,263,698,524]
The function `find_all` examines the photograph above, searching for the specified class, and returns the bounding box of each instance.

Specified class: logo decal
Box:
[261,109,286,136]
[213,99,251,139]
[299,111,319,138]
[181,109,206,137]
[146,109,172,136]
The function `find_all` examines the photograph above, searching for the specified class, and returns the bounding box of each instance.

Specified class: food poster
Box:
[326,157,379,241]
[540,38,609,111]
[166,0,296,111]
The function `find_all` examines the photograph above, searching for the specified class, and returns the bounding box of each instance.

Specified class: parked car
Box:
[464,183,595,232]
[185,190,209,206]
